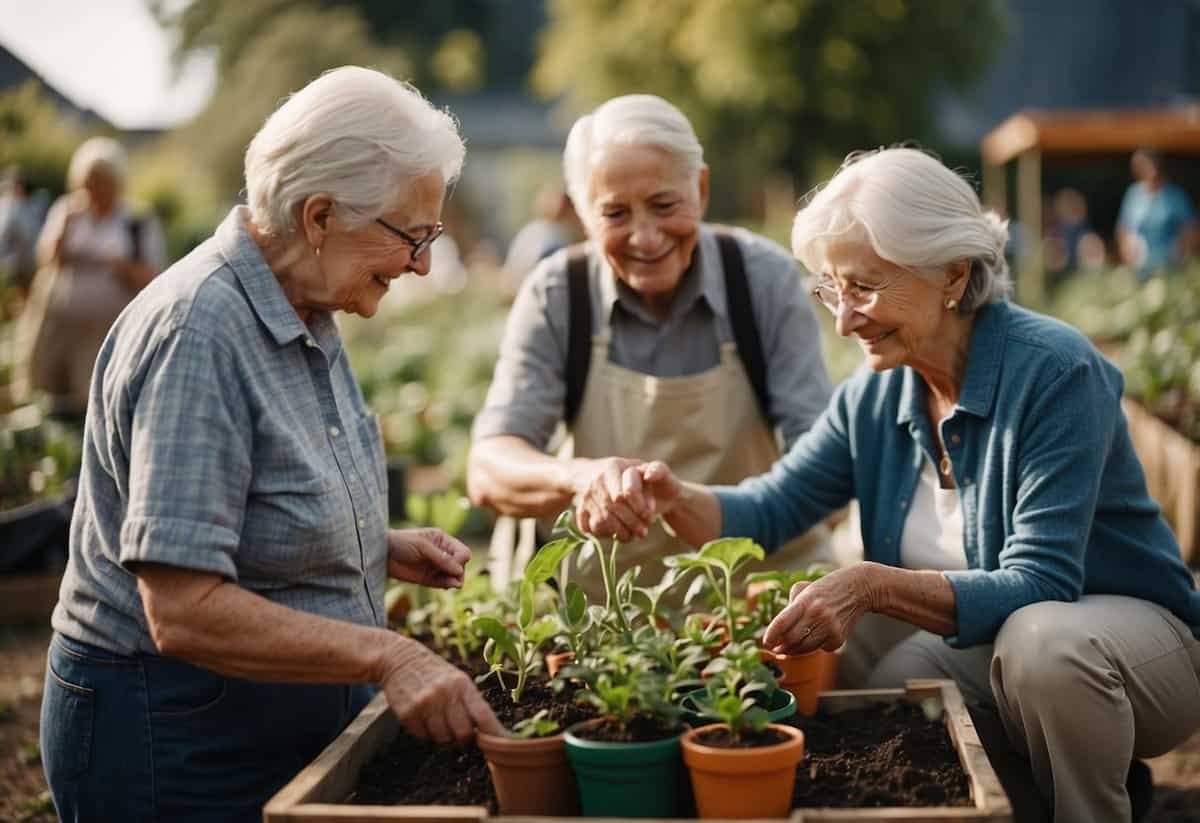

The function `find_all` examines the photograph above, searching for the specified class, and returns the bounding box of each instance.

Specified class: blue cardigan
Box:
[716,301,1200,648]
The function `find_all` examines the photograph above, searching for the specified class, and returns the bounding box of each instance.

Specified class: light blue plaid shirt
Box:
[53,207,388,656]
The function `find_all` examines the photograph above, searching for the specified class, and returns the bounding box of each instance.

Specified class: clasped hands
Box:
[570,456,682,543]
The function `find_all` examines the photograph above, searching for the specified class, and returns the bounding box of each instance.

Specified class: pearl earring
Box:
[944,297,958,311]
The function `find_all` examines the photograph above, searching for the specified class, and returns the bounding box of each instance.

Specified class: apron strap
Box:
[564,243,592,425]
[714,231,772,426]
[564,234,772,427]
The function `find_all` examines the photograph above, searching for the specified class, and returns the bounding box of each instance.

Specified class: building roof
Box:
[981,107,1200,165]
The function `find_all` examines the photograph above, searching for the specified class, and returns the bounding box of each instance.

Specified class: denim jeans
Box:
[41,632,371,822]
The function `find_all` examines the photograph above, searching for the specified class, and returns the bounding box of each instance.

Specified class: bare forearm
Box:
[467,435,575,517]
[866,562,958,637]
[661,481,723,548]
[140,571,414,684]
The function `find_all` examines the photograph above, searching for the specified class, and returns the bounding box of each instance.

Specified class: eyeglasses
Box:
[810,273,896,314]
[375,218,444,259]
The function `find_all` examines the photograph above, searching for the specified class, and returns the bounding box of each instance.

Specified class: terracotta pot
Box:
[761,648,837,715]
[681,722,806,819]
[544,650,575,678]
[476,731,578,816]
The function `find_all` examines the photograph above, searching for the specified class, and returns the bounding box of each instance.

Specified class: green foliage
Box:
[563,643,685,732]
[511,708,560,739]
[666,537,765,644]
[0,81,88,197]
[1049,266,1200,441]
[534,0,1005,206]
[0,408,83,510]
[689,640,779,741]
[405,490,471,536]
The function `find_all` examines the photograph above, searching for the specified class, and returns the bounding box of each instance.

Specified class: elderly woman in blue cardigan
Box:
[586,148,1200,823]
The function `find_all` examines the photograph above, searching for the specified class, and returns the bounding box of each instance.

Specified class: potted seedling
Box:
[680,641,806,819]
[679,640,796,726]
[749,567,839,710]
[546,580,596,677]
[562,644,687,818]
[473,535,584,815]
[665,537,765,645]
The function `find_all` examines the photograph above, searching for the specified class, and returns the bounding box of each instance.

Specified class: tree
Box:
[533,0,1005,209]
[0,81,89,197]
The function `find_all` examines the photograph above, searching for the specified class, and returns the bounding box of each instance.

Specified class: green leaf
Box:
[518,581,535,630]
[562,582,587,625]
[524,537,579,588]
[525,615,559,647]
[698,538,765,575]
[472,615,519,663]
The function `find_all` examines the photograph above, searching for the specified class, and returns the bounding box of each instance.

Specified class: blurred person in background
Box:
[468,94,837,606]
[0,167,46,293]
[1044,187,1099,282]
[40,67,501,823]
[601,148,1199,823]
[500,180,582,297]
[15,138,165,422]
[1116,147,1197,277]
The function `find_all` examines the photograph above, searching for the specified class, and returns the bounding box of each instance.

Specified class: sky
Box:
[0,0,215,129]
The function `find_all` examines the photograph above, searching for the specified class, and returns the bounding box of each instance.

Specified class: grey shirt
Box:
[53,207,389,656]
[472,224,833,450]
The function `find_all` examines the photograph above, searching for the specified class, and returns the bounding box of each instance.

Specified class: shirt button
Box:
[357,517,365,528]
[304,337,316,348]
[951,434,962,444]
[329,425,340,437]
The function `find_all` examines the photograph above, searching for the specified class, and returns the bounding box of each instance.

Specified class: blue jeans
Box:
[41,632,371,822]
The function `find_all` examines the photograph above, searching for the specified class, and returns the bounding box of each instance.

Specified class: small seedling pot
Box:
[476,731,578,816]
[563,718,683,818]
[544,650,575,678]
[679,687,796,727]
[681,722,805,819]
[761,648,837,715]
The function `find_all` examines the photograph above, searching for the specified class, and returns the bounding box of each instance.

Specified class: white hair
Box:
[792,148,1011,313]
[562,94,704,212]
[68,137,128,190]
[245,66,465,236]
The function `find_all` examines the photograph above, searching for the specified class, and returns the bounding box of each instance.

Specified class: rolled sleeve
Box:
[471,256,570,449]
[119,326,252,579]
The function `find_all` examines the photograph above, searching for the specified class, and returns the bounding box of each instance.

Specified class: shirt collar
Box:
[896,300,1009,426]
[216,206,339,354]
[596,224,727,328]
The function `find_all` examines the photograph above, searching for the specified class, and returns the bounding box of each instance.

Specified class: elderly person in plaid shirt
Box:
[40,67,501,823]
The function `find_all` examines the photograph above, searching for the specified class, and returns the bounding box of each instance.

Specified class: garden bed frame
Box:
[1123,398,1199,566]
[264,679,1011,823]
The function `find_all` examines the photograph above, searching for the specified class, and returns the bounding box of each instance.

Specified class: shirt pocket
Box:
[241,467,358,580]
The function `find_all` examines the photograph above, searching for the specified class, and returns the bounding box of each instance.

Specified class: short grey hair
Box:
[68,137,128,190]
[245,66,465,236]
[792,148,1011,313]
[562,94,704,213]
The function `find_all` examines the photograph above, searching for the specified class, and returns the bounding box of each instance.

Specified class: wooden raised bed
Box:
[1123,397,1200,565]
[264,679,1011,823]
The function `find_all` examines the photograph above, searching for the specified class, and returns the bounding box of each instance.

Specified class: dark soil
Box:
[350,672,598,809]
[568,714,680,744]
[783,701,972,808]
[694,726,791,749]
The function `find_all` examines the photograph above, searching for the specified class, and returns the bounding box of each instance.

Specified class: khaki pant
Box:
[842,596,1200,823]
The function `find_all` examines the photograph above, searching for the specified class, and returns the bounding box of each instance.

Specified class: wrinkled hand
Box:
[386,528,470,589]
[762,565,875,655]
[573,459,683,542]
[380,639,502,744]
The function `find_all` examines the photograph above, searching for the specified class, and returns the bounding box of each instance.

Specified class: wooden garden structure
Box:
[980,106,1200,306]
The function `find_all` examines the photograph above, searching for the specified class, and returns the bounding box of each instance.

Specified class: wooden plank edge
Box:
[265,692,397,816]
[272,803,487,822]
[931,682,1012,820]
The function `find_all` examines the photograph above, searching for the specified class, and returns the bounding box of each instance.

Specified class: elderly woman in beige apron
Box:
[468,94,836,604]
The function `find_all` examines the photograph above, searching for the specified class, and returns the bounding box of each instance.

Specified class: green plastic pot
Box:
[678,687,797,727]
[563,718,683,818]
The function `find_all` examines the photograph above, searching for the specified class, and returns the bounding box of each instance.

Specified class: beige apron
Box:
[544,326,833,606]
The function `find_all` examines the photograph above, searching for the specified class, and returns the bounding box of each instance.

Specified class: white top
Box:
[899,458,968,571]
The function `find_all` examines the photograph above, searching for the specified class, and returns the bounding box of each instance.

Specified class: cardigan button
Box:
[951,434,961,444]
